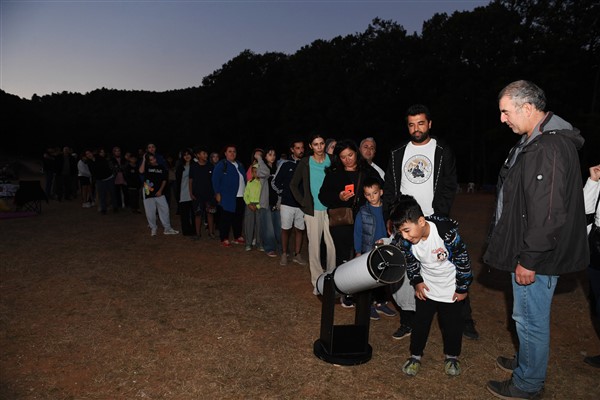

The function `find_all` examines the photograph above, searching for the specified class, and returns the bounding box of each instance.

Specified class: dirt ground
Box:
[1,167,599,399]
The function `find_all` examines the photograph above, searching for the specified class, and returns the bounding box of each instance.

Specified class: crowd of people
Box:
[40,80,599,399]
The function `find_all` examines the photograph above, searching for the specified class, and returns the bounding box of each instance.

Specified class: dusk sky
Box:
[1,1,490,100]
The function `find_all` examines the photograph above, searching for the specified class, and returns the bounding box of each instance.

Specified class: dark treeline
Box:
[1,0,598,184]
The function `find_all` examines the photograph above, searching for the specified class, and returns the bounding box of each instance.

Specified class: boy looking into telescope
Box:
[390,194,472,377]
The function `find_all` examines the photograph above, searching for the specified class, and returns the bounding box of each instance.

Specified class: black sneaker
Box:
[496,356,517,373]
[392,325,412,340]
[584,354,600,368]
[375,302,397,317]
[463,319,480,340]
[340,295,355,308]
[487,379,543,400]
[370,305,381,320]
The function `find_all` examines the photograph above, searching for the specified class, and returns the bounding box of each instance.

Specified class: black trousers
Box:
[401,295,474,327]
[410,297,465,358]
[179,201,196,236]
[127,188,140,211]
[219,197,245,241]
[329,224,354,266]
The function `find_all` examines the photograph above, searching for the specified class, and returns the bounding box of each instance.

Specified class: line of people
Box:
[44,106,482,366]
[43,80,598,398]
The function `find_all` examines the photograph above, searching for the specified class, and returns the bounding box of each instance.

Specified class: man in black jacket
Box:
[485,80,589,400]
[383,105,456,219]
[272,140,307,267]
[384,104,479,341]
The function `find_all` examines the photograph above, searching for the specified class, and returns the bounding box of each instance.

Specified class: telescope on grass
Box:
[314,244,406,365]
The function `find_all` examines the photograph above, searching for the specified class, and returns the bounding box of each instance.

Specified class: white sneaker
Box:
[82,202,91,208]
[164,229,179,235]
[151,230,157,236]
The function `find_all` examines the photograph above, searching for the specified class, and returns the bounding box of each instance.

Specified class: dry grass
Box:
[1,169,599,399]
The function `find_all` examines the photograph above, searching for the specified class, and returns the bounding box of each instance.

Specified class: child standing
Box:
[243,164,262,251]
[142,154,179,236]
[390,194,472,377]
[353,177,397,320]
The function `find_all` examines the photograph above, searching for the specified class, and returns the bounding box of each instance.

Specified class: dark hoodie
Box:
[483,113,589,275]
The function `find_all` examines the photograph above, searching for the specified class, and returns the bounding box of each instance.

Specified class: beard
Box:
[410,130,430,144]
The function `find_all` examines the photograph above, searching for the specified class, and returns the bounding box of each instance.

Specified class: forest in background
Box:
[1,0,599,184]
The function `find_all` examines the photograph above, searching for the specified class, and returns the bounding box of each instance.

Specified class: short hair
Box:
[406,104,432,121]
[498,80,546,111]
[221,144,237,155]
[289,139,304,149]
[389,195,424,227]
[359,137,376,148]
[362,177,382,191]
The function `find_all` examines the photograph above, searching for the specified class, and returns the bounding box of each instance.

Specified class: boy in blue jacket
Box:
[353,177,397,319]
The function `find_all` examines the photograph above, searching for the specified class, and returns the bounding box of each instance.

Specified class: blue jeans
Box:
[259,208,281,253]
[511,273,558,393]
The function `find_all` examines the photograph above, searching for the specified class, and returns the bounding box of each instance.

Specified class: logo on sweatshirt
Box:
[432,247,448,261]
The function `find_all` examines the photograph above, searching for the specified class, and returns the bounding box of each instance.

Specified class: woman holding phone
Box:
[318,139,381,267]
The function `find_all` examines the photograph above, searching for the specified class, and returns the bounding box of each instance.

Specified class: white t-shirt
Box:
[411,221,456,303]
[400,139,436,216]
[179,165,192,202]
[233,161,246,197]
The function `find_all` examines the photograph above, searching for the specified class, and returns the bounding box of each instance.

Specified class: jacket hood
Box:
[426,215,459,235]
[542,113,585,150]
[555,127,585,150]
